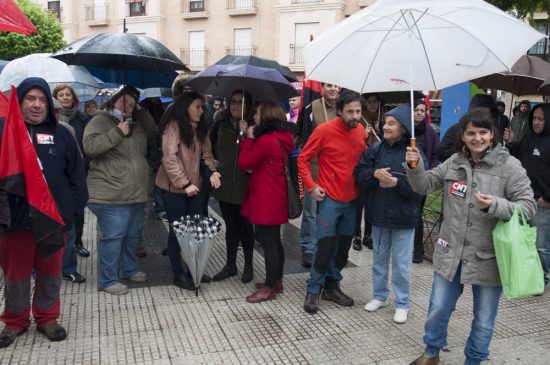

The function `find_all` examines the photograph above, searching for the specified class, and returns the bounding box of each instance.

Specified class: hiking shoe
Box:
[121,271,147,282]
[63,272,86,284]
[0,327,27,348]
[100,283,129,295]
[410,354,440,365]
[362,236,373,250]
[321,287,354,306]
[304,293,320,314]
[364,298,389,312]
[37,322,67,342]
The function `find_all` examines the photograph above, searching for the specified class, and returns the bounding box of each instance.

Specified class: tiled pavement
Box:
[1,206,550,364]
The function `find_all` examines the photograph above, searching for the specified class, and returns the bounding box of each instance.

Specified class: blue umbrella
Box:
[186,64,299,104]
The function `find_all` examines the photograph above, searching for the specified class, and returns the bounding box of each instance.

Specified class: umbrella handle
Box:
[408,138,417,169]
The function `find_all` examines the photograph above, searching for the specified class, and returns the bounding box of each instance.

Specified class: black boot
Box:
[213,265,238,281]
[352,235,362,251]
[241,265,253,283]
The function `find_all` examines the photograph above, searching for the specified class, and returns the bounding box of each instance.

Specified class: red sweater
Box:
[298,118,366,203]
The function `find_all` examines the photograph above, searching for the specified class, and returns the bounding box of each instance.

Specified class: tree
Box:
[486,0,548,19]
[0,0,65,60]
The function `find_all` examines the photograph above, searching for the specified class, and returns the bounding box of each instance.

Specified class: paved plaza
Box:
[1,206,549,364]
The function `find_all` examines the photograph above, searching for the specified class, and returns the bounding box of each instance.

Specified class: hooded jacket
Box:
[355,104,424,229]
[510,99,531,143]
[406,145,536,286]
[209,109,250,205]
[509,103,550,203]
[238,122,294,225]
[298,117,367,203]
[0,77,88,231]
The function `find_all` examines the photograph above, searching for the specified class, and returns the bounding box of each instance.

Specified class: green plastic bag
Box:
[492,207,544,299]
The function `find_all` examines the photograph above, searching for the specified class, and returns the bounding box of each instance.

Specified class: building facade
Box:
[33,0,376,78]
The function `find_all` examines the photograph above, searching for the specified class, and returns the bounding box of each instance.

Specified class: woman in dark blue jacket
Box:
[355,103,424,324]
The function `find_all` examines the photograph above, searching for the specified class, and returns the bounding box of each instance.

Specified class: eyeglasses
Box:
[230,99,243,105]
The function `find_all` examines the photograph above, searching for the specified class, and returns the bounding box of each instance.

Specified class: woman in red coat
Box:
[238,102,294,303]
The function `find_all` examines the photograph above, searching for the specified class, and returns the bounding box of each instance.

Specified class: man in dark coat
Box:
[0,77,87,348]
[505,103,550,286]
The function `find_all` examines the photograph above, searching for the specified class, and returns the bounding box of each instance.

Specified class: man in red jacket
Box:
[298,91,368,314]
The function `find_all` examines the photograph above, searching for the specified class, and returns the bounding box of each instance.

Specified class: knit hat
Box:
[384,103,412,137]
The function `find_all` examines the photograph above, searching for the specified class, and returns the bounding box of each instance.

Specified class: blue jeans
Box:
[371,225,415,309]
[62,224,77,276]
[88,203,144,289]
[531,205,550,285]
[153,187,166,216]
[161,191,202,276]
[299,189,317,255]
[306,195,357,294]
[423,267,502,365]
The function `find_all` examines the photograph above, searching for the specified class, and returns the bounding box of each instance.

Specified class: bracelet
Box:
[182,182,192,190]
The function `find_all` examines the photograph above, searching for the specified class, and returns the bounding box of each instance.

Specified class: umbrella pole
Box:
[408,30,417,169]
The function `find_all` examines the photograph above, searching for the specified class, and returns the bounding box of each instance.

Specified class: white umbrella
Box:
[303,0,545,140]
[0,53,101,92]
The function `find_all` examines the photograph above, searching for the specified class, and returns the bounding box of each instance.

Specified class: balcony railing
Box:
[289,43,305,64]
[226,46,256,56]
[181,48,209,68]
[85,5,109,22]
[291,0,324,4]
[227,0,255,9]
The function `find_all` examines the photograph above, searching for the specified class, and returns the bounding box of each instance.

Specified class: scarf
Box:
[57,106,78,123]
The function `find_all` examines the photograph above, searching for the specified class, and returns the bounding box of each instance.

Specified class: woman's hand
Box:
[379,177,398,189]
[184,184,200,196]
[365,124,374,138]
[405,147,420,167]
[475,191,492,210]
[538,197,550,207]
[117,120,130,136]
[374,167,392,182]
[246,125,255,139]
[210,172,221,189]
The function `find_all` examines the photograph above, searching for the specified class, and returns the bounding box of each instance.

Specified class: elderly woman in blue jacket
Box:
[355,104,425,324]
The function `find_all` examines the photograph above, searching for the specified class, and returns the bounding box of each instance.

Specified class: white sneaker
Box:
[121,271,148,282]
[364,298,389,312]
[100,283,129,295]
[394,308,409,323]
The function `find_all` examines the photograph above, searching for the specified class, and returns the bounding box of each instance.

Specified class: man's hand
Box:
[310,185,326,202]
[210,172,221,189]
[503,128,514,144]
[184,184,200,196]
[379,177,398,189]
[475,191,492,210]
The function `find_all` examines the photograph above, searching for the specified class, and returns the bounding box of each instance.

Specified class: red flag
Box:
[0,0,37,36]
[0,88,65,256]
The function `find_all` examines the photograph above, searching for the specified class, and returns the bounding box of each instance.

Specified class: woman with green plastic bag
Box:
[404,107,536,365]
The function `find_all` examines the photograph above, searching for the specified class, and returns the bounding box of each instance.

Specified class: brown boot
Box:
[37,322,67,342]
[246,286,276,303]
[255,279,283,293]
[0,327,27,348]
[410,354,440,365]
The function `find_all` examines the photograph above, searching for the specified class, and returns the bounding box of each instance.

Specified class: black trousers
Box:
[218,201,254,269]
[255,224,284,288]
[354,201,371,238]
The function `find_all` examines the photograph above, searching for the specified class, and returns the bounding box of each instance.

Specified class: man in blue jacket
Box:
[0,77,87,348]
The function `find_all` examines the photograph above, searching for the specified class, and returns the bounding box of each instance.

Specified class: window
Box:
[189,31,206,67]
[528,20,548,56]
[234,28,252,55]
[128,0,146,17]
[290,22,319,64]
[190,0,205,12]
[47,1,61,20]
[94,0,106,20]
[235,0,252,8]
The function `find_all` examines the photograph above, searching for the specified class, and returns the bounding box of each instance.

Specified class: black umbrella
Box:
[215,55,297,82]
[51,32,189,88]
